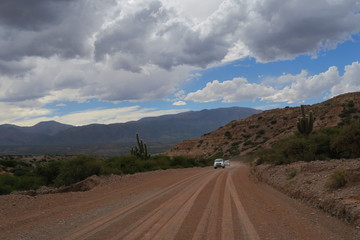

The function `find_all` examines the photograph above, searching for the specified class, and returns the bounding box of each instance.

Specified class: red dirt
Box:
[1,162,359,239]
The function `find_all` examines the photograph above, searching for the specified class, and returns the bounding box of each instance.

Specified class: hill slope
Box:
[166,92,360,158]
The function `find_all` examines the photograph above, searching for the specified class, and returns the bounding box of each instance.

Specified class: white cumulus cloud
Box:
[185,61,360,104]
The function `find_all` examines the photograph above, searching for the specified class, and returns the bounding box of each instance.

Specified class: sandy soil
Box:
[1,162,359,240]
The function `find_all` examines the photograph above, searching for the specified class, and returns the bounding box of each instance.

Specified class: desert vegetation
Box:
[253,101,360,165]
[254,120,360,165]
[0,154,212,195]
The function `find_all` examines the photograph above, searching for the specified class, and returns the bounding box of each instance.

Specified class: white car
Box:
[213,158,225,169]
[224,160,230,166]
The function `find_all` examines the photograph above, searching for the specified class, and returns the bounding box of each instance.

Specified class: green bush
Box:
[332,121,360,158]
[54,155,102,187]
[35,161,62,185]
[11,168,31,176]
[224,131,232,139]
[0,174,19,195]
[0,185,13,195]
[0,154,211,195]
[253,122,360,165]
[0,159,18,168]
[325,170,347,190]
[148,155,171,170]
[16,175,44,190]
[170,156,195,168]
[104,155,141,175]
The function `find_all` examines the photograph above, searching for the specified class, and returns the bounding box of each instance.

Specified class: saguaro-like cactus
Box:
[297,105,314,137]
[130,133,150,159]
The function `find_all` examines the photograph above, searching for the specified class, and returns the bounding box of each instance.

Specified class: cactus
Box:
[297,105,314,137]
[130,133,150,159]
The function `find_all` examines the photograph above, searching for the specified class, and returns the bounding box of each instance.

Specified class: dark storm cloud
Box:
[0,0,74,31]
[0,60,33,76]
[0,0,111,61]
[94,0,230,72]
[1,0,360,69]
[240,0,360,61]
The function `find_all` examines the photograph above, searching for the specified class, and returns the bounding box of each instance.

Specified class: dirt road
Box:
[1,162,359,239]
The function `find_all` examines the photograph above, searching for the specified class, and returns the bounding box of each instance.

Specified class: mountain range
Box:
[0,107,261,155]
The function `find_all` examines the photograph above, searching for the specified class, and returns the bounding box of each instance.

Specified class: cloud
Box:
[0,0,72,31]
[0,56,191,104]
[330,61,360,96]
[9,106,188,127]
[0,0,110,61]
[185,78,276,102]
[236,0,360,62]
[1,0,359,66]
[0,0,359,125]
[263,67,340,103]
[185,61,360,103]
[0,102,52,124]
[94,0,230,72]
[173,101,186,106]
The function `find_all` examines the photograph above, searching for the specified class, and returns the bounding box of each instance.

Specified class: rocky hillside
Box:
[166,92,360,158]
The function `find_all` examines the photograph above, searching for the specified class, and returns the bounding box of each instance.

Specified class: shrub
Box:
[331,121,360,158]
[16,175,44,190]
[279,137,315,162]
[170,156,195,168]
[255,148,285,165]
[147,155,171,170]
[241,134,251,139]
[0,174,19,194]
[0,159,18,168]
[11,168,30,176]
[253,125,350,165]
[54,155,103,187]
[244,140,255,146]
[256,129,265,135]
[354,192,360,201]
[224,131,232,139]
[338,101,358,126]
[103,155,139,175]
[325,169,347,190]
[35,161,62,185]
[286,168,297,179]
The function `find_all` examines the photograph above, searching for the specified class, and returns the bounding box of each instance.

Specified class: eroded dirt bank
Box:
[1,162,360,239]
[251,158,360,227]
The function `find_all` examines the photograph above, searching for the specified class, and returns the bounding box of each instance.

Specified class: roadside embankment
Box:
[251,158,360,227]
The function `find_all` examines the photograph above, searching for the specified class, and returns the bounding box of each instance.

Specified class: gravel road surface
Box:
[1,162,359,239]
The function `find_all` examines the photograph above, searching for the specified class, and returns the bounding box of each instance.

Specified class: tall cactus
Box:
[297,105,314,137]
[130,133,150,159]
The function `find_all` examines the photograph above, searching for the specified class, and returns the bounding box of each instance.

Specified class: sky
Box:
[0,0,360,126]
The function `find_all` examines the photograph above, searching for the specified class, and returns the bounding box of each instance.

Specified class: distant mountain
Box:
[166,92,360,158]
[19,121,74,136]
[0,107,261,155]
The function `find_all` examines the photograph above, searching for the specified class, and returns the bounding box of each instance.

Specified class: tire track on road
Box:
[226,171,260,240]
[192,170,227,240]
[119,170,221,240]
[61,169,214,240]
